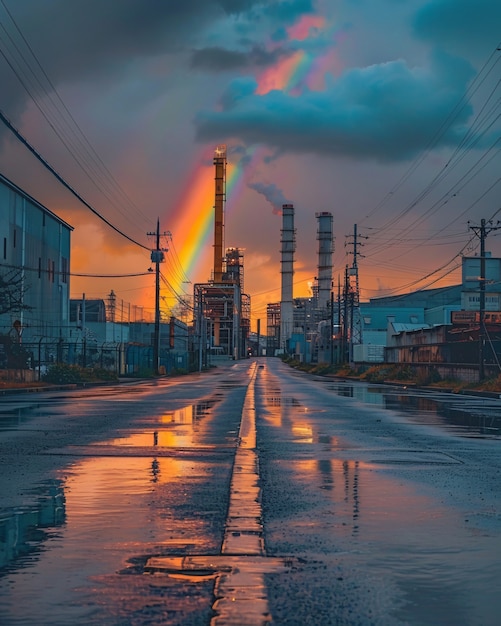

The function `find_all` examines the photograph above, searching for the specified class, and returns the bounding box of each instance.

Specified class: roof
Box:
[360,305,425,330]
[0,172,74,231]
[390,323,430,334]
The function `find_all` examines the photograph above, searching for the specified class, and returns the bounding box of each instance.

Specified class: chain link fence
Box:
[0,337,192,382]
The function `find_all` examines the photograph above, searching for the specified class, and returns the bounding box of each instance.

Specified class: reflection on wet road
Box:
[0,369,246,625]
[257,362,501,625]
[1,359,501,625]
[326,381,501,438]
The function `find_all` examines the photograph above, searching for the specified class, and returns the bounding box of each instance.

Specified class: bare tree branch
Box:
[0,269,33,315]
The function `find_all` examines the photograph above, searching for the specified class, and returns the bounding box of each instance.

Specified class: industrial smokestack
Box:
[213,145,227,283]
[316,212,333,310]
[280,203,295,350]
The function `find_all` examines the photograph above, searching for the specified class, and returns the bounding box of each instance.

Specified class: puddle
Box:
[0,480,65,570]
[0,404,54,429]
[263,443,501,625]
[91,400,221,449]
[265,396,301,407]
[0,452,229,624]
[291,424,314,442]
[327,383,501,438]
[0,393,234,623]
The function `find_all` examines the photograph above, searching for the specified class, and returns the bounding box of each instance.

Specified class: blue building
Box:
[0,173,73,342]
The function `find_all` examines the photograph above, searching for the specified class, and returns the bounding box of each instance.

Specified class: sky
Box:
[0,0,500,328]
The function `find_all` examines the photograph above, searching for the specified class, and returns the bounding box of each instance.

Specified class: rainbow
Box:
[164,147,261,301]
[163,14,341,306]
[165,152,214,291]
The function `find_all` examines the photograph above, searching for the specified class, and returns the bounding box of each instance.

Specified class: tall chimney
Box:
[316,212,333,310]
[213,145,227,283]
[280,204,295,350]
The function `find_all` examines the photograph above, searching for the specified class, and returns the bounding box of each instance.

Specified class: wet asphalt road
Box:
[0,358,501,625]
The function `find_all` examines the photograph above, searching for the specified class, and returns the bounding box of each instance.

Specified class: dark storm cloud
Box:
[191,47,250,71]
[8,0,216,79]
[190,45,291,71]
[0,0,317,122]
[0,0,270,114]
[195,50,476,162]
[413,0,501,56]
[0,1,190,116]
[262,0,315,22]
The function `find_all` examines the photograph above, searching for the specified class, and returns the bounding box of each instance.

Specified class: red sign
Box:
[452,311,501,324]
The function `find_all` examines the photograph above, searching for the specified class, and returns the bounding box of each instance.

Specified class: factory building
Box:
[0,173,73,344]
[193,146,250,363]
[268,208,335,361]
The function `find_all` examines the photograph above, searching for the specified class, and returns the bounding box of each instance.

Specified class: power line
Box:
[361,42,501,229]
[0,108,150,251]
[354,44,500,291]
[0,261,152,279]
[0,1,151,231]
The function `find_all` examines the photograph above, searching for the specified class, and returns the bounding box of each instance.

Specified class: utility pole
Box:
[343,264,349,364]
[147,219,167,375]
[330,288,334,365]
[337,277,341,365]
[256,319,261,357]
[345,224,367,348]
[468,219,501,381]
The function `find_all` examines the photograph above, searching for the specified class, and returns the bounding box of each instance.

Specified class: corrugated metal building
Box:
[0,173,73,342]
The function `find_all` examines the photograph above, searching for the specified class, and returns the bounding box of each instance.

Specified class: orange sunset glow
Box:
[0,2,497,335]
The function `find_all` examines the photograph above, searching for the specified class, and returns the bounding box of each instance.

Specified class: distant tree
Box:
[0,269,32,315]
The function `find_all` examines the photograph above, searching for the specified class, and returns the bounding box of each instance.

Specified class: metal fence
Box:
[0,338,192,381]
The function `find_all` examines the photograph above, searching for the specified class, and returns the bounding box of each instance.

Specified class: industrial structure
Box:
[280,204,296,351]
[0,171,191,379]
[0,173,73,343]
[316,211,333,310]
[3,140,500,384]
[193,145,251,364]
[267,208,335,361]
[264,201,501,382]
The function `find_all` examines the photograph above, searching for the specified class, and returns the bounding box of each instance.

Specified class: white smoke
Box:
[248,181,291,215]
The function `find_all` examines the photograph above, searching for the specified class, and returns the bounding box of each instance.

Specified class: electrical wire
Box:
[0,108,151,251]
[0,260,152,279]
[361,43,501,229]
[0,1,151,231]
[160,271,194,311]
[167,233,192,285]
[354,44,501,292]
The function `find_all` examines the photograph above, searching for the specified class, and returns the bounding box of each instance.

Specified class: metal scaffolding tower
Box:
[346,224,365,356]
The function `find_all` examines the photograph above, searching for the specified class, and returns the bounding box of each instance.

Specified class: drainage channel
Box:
[145,362,291,625]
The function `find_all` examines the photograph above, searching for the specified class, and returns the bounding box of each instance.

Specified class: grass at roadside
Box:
[281,357,501,394]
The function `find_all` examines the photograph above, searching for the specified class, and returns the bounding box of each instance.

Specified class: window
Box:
[61,257,68,284]
[48,259,55,282]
